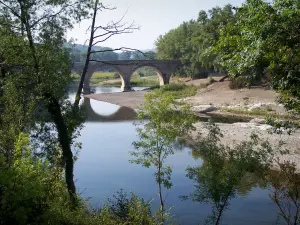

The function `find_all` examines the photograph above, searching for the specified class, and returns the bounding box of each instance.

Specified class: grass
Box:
[157,83,198,99]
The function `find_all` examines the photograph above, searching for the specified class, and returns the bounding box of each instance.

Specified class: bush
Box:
[159,83,198,98]
[0,133,72,225]
[161,83,186,92]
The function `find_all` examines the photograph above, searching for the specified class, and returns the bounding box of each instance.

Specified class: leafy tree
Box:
[130,91,196,222]
[215,0,274,80]
[144,51,157,59]
[191,5,235,72]
[0,0,92,203]
[155,5,235,77]
[216,0,300,113]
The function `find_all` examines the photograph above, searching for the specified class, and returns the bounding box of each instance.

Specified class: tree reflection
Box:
[185,122,274,225]
[268,159,300,225]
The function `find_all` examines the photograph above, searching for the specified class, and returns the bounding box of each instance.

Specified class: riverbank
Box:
[184,80,300,171]
[86,91,146,109]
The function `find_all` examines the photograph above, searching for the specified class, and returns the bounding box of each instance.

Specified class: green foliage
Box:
[155,5,235,77]
[0,133,68,225]
[0,133,159,225]
[105,189,157,224]
[156,0,300,114]
[216,0,300,113]
[0,0,91,203]
[131,91,196,218]
[159,83,198,98]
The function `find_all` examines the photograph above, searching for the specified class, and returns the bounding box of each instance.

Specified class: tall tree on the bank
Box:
[130,91,196,222]
[0,0,140,204]
[191,5,235,71]
[0,0,92,203]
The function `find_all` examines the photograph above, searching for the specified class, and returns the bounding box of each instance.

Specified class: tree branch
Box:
[0,1,21,19]
[29,3,74,28]
[98,2,116,11]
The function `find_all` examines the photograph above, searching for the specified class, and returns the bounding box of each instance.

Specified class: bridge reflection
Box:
[83,98,137,122]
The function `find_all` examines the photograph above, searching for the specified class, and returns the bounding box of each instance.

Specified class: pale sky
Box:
[67,0,244,50]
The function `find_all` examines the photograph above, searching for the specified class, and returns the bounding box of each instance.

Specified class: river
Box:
[69,86,282,225]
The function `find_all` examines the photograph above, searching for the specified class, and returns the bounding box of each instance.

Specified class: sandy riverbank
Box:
[86,91,146,109]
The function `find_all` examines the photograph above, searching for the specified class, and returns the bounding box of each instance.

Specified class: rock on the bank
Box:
[192,105,217,113]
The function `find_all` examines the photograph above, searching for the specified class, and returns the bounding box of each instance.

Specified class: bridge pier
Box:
[82,87,93,94]
[158,73,171,86]
[120,72,132,92]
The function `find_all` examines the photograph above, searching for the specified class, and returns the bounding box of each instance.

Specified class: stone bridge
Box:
[72,60,181,92]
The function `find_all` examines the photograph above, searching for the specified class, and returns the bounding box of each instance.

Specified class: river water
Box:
[70,86,281,225]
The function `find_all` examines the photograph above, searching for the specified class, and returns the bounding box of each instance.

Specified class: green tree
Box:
[0,0,92,202]
[144,51,157,59]
[216,0,300,113]
[130,91,196,222]
[155,5,235,78]
[191,5,235,72]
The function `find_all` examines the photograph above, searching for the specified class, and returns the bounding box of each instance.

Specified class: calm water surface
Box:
[70,86,280,225]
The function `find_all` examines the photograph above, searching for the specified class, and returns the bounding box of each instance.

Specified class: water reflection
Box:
[83,98,136,122]
[184,123,279,225]
[68,86,137,122]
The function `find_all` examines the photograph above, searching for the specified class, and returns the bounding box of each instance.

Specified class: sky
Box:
[67,0,244,50]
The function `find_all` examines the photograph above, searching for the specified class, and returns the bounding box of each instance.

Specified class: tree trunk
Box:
[219,75,229,82]
[19,3,77,203]
[74,0,98,108]
[157,158,165,223]
[46,95,76,204]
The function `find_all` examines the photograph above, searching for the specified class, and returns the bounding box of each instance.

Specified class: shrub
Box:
[161,83,186,92]
[159,83,198,98]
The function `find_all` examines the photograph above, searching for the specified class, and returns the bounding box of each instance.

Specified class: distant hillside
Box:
[67,44,157,63]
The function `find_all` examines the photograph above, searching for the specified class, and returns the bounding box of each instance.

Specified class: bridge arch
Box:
[130,64,168,87]
[84,63,124,92]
